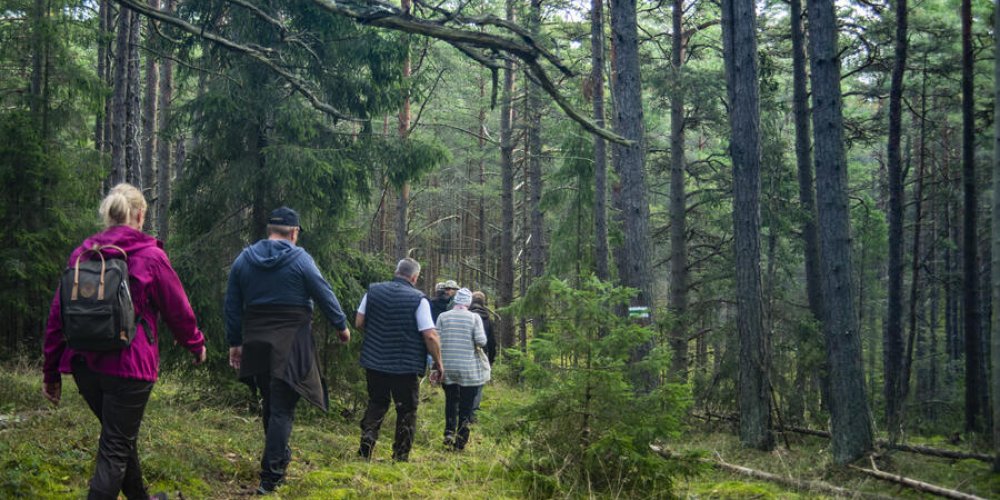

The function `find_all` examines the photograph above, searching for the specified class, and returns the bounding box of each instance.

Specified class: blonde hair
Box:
[99,183,147,228]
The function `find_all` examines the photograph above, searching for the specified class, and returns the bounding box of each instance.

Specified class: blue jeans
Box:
[443,384,481,449]
[255,374,300,486]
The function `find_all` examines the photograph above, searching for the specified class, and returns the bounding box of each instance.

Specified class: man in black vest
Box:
[355,257,444,462]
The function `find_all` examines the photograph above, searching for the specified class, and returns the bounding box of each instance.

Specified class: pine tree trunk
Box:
[110,7,131,185]
[591,0,609,282]
[721,0,772,451]
[992,0,1000,468]
[667,0,689,380]
[140,0,159,223]
[125,9,141,186]
[478,70,488,289]
[155,0,174,241]
[884,0,908,442]
[960,0,984,433]
[807,0,874,464]
[527,0,545,285]
[608,0,652,308]
[95,0,109,151]
[498,0,516,349]
[396,0,412,261]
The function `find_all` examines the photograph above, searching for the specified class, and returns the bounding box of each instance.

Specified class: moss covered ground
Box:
[0,366,994,498]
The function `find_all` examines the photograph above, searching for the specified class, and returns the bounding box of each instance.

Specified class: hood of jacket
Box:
[74,225,160,263]
[244,239,304,269]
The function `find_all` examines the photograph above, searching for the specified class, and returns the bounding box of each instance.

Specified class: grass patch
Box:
[0,366,993,498]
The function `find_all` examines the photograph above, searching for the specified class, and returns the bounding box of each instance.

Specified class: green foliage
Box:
[503,277,696,497]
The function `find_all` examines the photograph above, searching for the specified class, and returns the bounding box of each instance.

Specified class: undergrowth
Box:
[0,366,995,498]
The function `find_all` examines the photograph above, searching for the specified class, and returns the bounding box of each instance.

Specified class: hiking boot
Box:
[149,493,169,500]
[256,481,278,495]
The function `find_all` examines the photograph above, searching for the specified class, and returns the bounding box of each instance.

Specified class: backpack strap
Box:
[71,246,108,301]
[100,244,128,260]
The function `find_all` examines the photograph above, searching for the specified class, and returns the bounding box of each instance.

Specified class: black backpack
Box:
[59,244,138,351]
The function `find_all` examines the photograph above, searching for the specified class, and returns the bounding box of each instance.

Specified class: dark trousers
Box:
[71,357,154,500]
[443,384,480,450]
[359,369,419,461]
[253,373,300,485]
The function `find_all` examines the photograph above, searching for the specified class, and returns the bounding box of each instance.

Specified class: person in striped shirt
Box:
[436,288,490,450]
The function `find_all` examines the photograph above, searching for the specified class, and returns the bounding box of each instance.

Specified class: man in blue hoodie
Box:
[224,207,350,494]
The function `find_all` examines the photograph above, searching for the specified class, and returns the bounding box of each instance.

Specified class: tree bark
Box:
[991,0,1000,470]
[667,0,689,380]
[497,0,516,349]
[395,0,412,261]
[125,9,142,186]
[884,0,908,442]
[96,0,109,151]
[960,0,984,433]
[789,0,823,425]
[610,0,654,390]
[110,7,132,185]
[721,0,772,451]
[527,0,545,285]
[806,0,874,464]
[140,0,159,222]
[591,0,609,282]
[155,0,175,241]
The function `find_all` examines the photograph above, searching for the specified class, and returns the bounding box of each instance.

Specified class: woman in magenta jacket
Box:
[42,183,207,500]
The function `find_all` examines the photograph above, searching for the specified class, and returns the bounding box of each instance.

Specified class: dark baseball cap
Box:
[268,206,301,230]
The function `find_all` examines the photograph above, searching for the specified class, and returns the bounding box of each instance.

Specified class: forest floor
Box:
[0,364,996,499]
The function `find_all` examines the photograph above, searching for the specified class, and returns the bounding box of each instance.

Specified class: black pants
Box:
[71,357,154,500]
[253,373,300,486]
[359,369,419,461]
[443,384,480,450]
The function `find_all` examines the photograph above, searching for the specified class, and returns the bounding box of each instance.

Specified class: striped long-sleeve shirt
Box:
[437,308,490,386]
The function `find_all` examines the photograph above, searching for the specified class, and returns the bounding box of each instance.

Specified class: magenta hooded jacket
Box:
[43,225,206,383]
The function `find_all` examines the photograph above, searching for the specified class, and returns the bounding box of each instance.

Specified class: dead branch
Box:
[695,413,994,462]
[847,465,986,500]
[111,0,357,121]
[649,445,888,499]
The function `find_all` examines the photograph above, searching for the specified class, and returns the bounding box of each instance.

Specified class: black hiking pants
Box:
[254,373,300,487]
[359,369,420,461]
[72,357,154,500]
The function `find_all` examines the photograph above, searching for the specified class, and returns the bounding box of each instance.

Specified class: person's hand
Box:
[42,381,61,406]
[429,363,444,383]
[229,346,242,371]
[337,328,350,344]
[192,345,207,366]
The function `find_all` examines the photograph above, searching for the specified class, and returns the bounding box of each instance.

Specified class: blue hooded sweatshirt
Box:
[224,239,347,346]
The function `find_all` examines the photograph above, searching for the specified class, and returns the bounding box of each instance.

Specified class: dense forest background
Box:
[0,0,998,495]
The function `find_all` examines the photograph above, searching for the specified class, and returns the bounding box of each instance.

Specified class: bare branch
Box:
[110,0,357,121]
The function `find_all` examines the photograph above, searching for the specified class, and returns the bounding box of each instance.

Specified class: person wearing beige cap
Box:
[436,288,490,450]
[430,279,460,322]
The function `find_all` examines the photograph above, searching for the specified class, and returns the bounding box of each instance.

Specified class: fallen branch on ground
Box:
[694,413,993,463]
[648,444,888,499]
[847,465,986,500]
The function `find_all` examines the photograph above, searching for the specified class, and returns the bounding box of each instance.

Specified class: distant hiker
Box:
[355,258,444,462]
[42,183,207,500]
[224,206,350,495]
[430,279,459,322]
[468,290,495,417]
[437,288,490,451]
[469,291,496,365]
